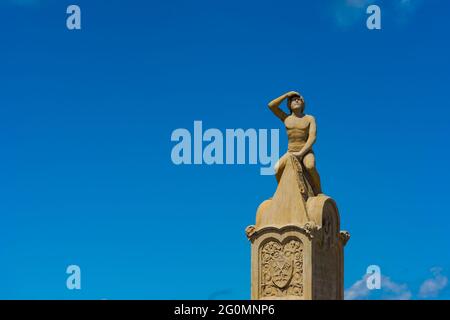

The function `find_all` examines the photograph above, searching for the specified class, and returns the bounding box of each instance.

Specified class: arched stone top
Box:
[306,194,340,231]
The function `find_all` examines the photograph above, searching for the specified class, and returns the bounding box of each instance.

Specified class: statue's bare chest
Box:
[284,116,310,131]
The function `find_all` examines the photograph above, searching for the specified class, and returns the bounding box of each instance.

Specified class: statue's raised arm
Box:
[267,91,300,122]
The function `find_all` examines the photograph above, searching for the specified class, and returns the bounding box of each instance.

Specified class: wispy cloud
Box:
[346,267,448,300]
[418,267,448,298]
[381,276,412,300]
[332,0,372,28]
[345,273,411,300]
[345,274,371,300]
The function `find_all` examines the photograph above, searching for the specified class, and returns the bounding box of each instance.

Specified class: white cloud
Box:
[345,274,371,299]
[345,273,412,300]
[380,276,412,300]
[418,267,448,298]
[347,267,448,300]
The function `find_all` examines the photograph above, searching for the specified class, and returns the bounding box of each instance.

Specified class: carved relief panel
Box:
[259,239,304,298]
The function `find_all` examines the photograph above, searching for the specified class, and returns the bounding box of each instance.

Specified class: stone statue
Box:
[268,91,321,195]
[245,91,350,300]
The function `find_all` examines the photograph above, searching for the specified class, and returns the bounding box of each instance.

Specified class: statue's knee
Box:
[303,158,315,170]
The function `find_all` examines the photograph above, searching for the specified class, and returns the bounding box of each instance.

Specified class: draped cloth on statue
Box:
[253,154,315,231]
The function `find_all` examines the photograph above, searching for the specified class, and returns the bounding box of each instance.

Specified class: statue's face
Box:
[290,96,305,112]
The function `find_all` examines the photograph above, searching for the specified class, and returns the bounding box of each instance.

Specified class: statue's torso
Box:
[284,115,311,152]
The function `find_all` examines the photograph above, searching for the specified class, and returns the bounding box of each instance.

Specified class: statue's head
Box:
[287,94,305,114]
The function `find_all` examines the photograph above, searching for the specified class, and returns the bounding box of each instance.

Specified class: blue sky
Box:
[1,0,449,299]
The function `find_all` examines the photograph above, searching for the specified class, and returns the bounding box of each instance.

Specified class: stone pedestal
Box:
[246,155,350,300]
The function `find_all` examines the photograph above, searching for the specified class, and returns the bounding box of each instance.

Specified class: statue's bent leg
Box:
[303,152,322,195]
